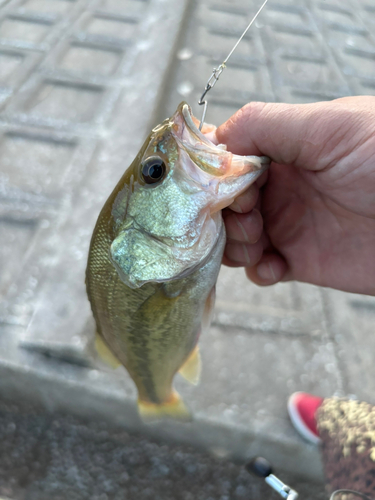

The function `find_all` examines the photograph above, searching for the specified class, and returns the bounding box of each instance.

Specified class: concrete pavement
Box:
[0,0,375,496]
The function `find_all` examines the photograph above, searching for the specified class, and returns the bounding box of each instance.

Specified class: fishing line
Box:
[198,0,269,130]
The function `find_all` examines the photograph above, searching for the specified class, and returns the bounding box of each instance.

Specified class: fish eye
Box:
[141,156,166,185]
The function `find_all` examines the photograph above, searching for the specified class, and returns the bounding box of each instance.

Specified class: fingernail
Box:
[230,201,243,213]
[257,262,276,281]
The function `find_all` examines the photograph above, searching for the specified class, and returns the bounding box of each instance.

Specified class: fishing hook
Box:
[198,0,269,131]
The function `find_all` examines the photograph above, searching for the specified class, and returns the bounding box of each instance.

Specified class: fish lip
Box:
[179,103,215,146]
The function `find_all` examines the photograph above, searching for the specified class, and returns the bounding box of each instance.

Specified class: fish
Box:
[86,102,270,421]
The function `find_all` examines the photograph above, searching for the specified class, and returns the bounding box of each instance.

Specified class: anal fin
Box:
[95,333,121,369]
[179,345,201,385]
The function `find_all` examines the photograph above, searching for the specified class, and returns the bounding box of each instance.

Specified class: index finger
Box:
[215,97,375,172]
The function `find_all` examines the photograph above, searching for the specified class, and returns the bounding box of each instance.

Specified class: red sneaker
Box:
[287,392,323,444]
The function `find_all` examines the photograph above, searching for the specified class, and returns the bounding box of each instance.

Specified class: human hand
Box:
[214,96,375,295]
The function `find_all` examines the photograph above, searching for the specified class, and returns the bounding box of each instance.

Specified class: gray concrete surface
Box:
[0,400,327,500]
[0,0,375,496]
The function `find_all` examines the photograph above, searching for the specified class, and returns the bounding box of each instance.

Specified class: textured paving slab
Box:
[158,0,375,122]
[215,267,326,335]
[0,0,374,492]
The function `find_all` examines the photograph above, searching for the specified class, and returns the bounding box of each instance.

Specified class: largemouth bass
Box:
[86,102,269,421]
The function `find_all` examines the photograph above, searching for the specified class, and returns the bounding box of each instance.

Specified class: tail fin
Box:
[138,391,191,423]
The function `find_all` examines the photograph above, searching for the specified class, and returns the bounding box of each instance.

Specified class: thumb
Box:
[215,98,372,171]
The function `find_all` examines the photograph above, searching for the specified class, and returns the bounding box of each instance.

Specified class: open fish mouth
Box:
[180,103,218,144]
[170,102,270,183]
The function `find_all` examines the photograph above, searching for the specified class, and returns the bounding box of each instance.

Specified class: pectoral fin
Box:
[138,391,191,423]
[179,345,201,385]
[95,333,121,369]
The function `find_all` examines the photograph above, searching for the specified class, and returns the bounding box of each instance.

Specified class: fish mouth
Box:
[153,101,212,144]
[178,102,232,158]
[171,102,270,181]
[179,103,216,145]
